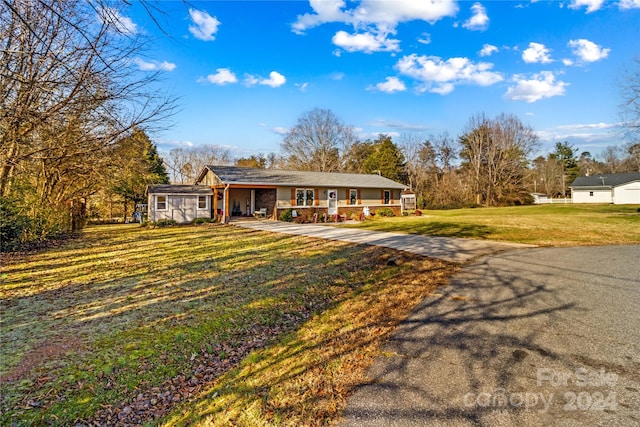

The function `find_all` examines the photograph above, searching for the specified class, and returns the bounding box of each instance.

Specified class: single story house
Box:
[570,172,640,204]
[146,184,214,223]
[148,166,409,223]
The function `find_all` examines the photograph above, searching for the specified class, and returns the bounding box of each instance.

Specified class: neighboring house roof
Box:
[198,165,409,189]
[147,184,213,194]
[570,172,640,188]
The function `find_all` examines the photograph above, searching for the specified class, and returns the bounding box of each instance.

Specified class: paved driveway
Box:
[235,221,639,426]
[341,245,640,426]
[235,221,533,263]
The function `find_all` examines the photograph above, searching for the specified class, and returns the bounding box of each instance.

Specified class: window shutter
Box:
[391,191,394,204]
[314,188,319,206]
[381,190,384,204]
[357,190,361,205]
[345,189,350,205]
[291,188,295,206]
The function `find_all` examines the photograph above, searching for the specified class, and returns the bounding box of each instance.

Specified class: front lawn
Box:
[346,204,640,246]
[1,224,455,426]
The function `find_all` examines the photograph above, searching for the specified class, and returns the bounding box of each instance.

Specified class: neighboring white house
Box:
[570,172,640,204]
[147,185,214,223]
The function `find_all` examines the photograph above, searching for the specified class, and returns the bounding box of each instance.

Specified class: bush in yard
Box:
[0,197,32,251]
[279,208,293,222]
[375,207,395,217]
[193,217,215,225]
[154,219,178,227]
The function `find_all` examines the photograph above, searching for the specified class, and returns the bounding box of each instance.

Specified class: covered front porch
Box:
[213,185,277,222]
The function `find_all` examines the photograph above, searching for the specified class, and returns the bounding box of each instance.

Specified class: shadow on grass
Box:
[166,246,640,427]
[356,220,494,239]
[1,224,431,426]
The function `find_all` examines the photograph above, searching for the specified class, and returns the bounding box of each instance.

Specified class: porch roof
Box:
[147,184,213,195]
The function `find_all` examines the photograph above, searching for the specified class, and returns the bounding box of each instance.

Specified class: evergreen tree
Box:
[363,135,407,183]
[553,141,579,195]
[109,129,169,214]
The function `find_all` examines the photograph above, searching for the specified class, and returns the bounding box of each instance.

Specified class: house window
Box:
[349,189,358,205]
[296,189,315,206]
[198,195,207,209]
[156,195,167,210]
[589,191,594,197]
[383,190,391,205]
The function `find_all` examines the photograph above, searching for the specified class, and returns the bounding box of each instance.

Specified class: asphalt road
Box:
[340,245,640,426]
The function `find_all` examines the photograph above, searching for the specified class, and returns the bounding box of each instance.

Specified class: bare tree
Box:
[281,108,356,172]
[531,155,564,196]
[625,142,640,171]
[0,0,175,232]
[459,113,539,206]
[600,145,625,173]
[619,57,640,143]
[164,145,232,183]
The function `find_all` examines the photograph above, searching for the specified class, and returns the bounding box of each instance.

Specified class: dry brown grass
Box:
[1,224,457,426]
[164,252,457,426]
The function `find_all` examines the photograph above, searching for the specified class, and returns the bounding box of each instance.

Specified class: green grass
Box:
[3,205,637,425]
[347,204,640,246]
[0,224,455,426]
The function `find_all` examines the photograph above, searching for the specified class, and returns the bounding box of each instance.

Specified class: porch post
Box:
[213,188,218,216]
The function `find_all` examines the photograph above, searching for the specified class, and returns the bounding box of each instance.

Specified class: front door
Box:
[327,189,338,216]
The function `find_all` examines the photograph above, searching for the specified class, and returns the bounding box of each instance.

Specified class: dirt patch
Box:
[0,335,85,384]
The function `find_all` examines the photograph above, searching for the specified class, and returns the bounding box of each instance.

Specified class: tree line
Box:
[0,1,174,250]
[2,1,637,250]
[167,107,637,209]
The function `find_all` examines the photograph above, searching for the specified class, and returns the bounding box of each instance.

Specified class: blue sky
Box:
[119,0,640,159]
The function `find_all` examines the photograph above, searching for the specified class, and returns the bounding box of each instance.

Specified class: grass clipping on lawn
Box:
[165,251,456,427]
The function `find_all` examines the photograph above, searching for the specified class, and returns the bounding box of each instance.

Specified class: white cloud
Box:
[568,39,610,62]
[562,58,574,66]
[200,68,237,85]
[368,119,430,131]
[505,71,568,103]
[462,3,489,31]
[619,0,640,9]
[157,139,194,150]
[395,54,503,95]
[296,82,310,92]
[522,42,553,64]
[369,77,407,93]
[262,71,287,87]
[332,29,400,53]
[188,9,220,41]
[569,0,605,13]
[244,71,286,88]
[292,0,458,40]
[133,58,176,72]
[418,32,432,45]
[555,122,619,131]
[272,127,290,136]
[99,7,138,34]
[479,44,498,57]
[244,74,260,86]
[292,0,350,34]
[536,122,620,146]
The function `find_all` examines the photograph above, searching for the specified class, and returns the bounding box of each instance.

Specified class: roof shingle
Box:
[570,172,640,188]
[202,165,408,189]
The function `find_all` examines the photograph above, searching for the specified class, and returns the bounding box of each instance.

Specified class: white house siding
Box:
[148,194,211,223]
[572,189,612,204]
[613,181,640,204]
